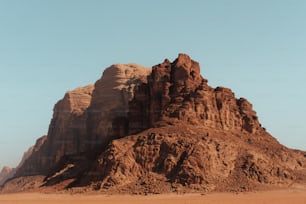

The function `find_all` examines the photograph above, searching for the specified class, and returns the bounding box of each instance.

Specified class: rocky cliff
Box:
[128,54,260,134]
[5,54,306,193]
[75,54,305,193]
[14,64,150,178]
[0,167,15,186]
[17,135,47,170]
[0,136,44,186]
[14,136,47,176]
[15,85,94,176]
[86,64,151,149]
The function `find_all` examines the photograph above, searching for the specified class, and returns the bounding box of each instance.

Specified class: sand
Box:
[1,188,306,204]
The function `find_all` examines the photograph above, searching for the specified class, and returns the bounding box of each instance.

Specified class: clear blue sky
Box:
[0,0,306,168]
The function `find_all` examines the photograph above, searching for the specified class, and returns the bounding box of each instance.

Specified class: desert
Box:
[2,1,306,203]
[1,186,306,204]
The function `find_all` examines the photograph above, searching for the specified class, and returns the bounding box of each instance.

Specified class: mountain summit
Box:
[2,54,306,193]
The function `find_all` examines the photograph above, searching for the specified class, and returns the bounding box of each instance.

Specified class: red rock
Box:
[0,166,14,186]
[16,65,151,177]
[86,64,151,149]
[128,54,261,134]
[15,85,93,176]
[9,54,306,194]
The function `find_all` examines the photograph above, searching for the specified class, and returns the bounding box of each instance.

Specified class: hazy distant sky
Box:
[0,0,305,168]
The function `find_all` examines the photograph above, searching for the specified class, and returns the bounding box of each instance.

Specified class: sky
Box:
[0,0,305,168]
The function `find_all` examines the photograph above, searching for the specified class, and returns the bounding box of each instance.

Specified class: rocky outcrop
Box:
[15,65,151,177]
[15,85,94,176]
[18,136,47,169]
[80,125,306,193]
[86,64,151,149]
[75,54,305,192]
[14,136,47,176]
[0,167,15,186]
[128,54,261,134]
[8,54,306,194]
[0,136,47,186]
[45,85,94,158]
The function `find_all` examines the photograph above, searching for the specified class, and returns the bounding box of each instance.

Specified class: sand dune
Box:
[1,188,306,204]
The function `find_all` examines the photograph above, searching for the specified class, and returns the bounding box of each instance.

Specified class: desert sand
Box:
[1,188,306,204]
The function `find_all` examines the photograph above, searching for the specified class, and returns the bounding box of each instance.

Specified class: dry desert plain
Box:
[1,187,306,204]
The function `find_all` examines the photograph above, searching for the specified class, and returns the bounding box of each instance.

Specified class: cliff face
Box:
[46,85,94,158]
[15,85,94,176]
[9,54,306,193]
[14,136,47,176]
[0,167,15,186]
[1,136,47,185]
[86,64,151,149]
[15,65,151,177]
[128,54,260,134]
[73,54,305,193]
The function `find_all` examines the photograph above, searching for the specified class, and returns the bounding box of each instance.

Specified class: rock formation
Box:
[0,167,15,186]
[14,135,47,176]
[0,136,47,186]
[4,54,306,194]
[76,54,306,192]
[14,85,93,176]
[79,126,306,193]
[128,54,260,134]
[86,64,151,149]
[14,64,150,177]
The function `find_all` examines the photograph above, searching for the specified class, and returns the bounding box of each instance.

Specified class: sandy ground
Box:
[1,188,306,204]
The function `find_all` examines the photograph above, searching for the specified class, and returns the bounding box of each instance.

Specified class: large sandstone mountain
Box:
[3,54,306,193]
